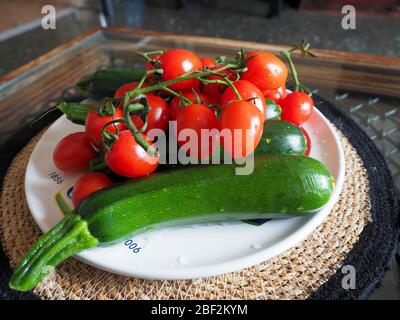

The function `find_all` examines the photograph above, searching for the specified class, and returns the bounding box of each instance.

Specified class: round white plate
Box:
[25,107,345,280]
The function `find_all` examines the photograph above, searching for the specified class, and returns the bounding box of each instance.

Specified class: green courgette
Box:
[255,120,306,156]
[76,69,146,97]
[10,155,334,291]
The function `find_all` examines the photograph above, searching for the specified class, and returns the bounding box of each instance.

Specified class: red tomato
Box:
[201,65,236,101]
[72,172,112,206]
[203,93,221,105]
[114,81,154,99]
[300,127,311,156]
[130,95,170,134]
[158,49,202,91]
[280,92,314,126]
[169,90,207,121]
[176,104,219,159]
[262,85,287,104]
[200,57,216,69]
[105,131,158,178]
[220,101,263,158]
[221,80,266,120]
[241,51,288,91]
[53,132,98,173]
[85,108,126,147]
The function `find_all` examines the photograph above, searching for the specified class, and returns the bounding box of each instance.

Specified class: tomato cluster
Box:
[53,47,314,206]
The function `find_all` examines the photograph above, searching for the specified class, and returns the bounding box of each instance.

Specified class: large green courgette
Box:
[10,155,334,291]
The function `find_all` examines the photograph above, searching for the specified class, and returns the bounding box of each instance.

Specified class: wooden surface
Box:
[102,27,400,97]
[1,27,400,93]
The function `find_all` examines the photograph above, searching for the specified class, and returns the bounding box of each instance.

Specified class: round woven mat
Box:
[0,127,372,300]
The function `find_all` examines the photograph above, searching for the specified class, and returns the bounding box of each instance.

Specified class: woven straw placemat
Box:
[0,127,371,300]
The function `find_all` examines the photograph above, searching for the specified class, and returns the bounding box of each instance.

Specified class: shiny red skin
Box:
[203,93,221,105]
[130,95,170,135]
[280,92,314,126]
[85,108,126,147]
[221,80,267,120]
[241,51,288,91]
[114,81,155,99]
[105,131,159,178]
[200,57,216,69]
[53,132,98,173]
[176,104,219,159]
[169,90,207,121]
[300,127,312,156]
[220,101,263,158]
[262,85,287,104]
[72,172,112,206]
[158,49,202,91]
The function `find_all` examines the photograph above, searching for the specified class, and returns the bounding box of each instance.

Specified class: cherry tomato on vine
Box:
[221,80,266,120]
[300,127,311,156]
[85,108,126,147]
[262,85,287,104]
[176,104,219,159]
[114,81,155,101]
[130,95,170,134]
[158,49,202,91]
[200,57,216,69]
[72,172,112,207]
[169,90,207,121]
[105,130,159,178]
[220,101,263,158]
[201,65,236,102]
[280,91,314,126]
[53,132,98,173]
[241,51,288,91]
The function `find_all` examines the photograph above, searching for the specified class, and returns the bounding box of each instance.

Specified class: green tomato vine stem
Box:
[281,50,300,92]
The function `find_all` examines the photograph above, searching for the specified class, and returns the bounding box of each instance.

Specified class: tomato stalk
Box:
[162,87,192,105]
[223,76,242,100]
[281,41,315,94]
[136,50,164,63]
[204,68,242,100]
[122,96,159,157]
[98,100,116,117]
[280,50,300,92]
[100,118,124,150]
[137,68,164,91]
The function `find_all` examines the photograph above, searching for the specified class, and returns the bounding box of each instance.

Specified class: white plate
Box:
[25,107,345,280]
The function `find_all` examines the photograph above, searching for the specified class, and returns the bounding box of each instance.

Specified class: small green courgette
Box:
[255,120,307,156]
[10,155,334,291]
[76,69,146,97]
